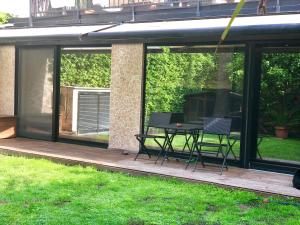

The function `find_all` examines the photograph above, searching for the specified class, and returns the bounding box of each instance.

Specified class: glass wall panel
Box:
[59,47,111,144]
[257,51,300,164]
[17,48,55,140]
[145,46,245,160]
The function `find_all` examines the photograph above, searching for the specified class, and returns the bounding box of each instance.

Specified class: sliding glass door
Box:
[17,47,56,140]
[58,47,111,145]
[145,45,245,162]
[255,47,300,166]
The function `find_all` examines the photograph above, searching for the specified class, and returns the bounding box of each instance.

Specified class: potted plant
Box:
[272,111,291,139]
[269,94,300,139]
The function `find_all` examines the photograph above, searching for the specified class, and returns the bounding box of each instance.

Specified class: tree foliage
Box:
[226,52,245,94]
[145,49,246,119]
[0,12,11,24]
[260,53,300,127]
[60,49,300,131]
[145,48,217,118]
[60,53,111,88]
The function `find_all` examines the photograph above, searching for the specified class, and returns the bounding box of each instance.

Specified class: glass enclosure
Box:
[145,45,245,160]
[58,47,111,144]
[257,49,300,165]
[17,47,55,140]
[14,43,300,172]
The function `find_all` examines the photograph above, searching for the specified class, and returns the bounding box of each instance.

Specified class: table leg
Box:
[161,129,176,166]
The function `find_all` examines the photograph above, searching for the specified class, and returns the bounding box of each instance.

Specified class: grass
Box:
[0,155,300,225]
[145,134,300,163]
[258,137,300,162]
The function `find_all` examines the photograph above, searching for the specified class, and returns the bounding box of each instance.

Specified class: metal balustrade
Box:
[20,0,300,27]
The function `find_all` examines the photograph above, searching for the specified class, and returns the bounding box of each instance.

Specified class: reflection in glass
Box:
[17,48,54,140]
[144,46,245,159]
[59,48,111,144]
[258,52,300,164]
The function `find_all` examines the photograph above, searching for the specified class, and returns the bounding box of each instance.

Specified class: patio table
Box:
[152,123,203,165]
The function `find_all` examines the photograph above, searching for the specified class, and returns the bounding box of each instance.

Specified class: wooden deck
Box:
[0,138,299,198]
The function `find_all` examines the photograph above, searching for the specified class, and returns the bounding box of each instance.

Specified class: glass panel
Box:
[59,47,111,144]
[17,48,54,140]
[257,51,300,164]
[145,46,245,159]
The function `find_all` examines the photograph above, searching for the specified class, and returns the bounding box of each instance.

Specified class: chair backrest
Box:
[203,117,232,136]
[148,112,172,128]
[230,116,242,132]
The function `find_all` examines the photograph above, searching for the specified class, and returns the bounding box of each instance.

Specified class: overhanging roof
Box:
[1,14,300,45]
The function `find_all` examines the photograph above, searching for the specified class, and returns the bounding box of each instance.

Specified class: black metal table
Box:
[153,123,203,165]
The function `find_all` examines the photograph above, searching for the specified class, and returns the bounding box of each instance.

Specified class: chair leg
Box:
[192,146,205,172]
[257,136,263,160]
[220,146,230,175]
[134,152,140,161]
[161,131,176,166]
[216,135,224,158]
[161,149,168,166]
[192,153,200,172]
[185,145,195,170]
[135,136,151,160]
[257,149,263,160]
[134,137,142,161]
[154,138,165,164]
[228,139,237,160]
[182,134,191,153]
[193,152,205,172]
[155,151,162,164]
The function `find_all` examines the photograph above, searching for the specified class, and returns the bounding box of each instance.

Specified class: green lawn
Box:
[0,155,299,225]
[258,137,300,162]
[145,134,300,163]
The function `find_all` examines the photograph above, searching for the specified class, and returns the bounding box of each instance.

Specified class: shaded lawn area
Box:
[0,155,300,225]
[258,137,300,162]
[145,134,300,163]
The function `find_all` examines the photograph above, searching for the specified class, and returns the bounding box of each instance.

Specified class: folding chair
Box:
[134,112,172,162]
[187,117,232,175]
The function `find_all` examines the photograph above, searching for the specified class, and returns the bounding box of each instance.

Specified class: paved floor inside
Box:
[0,138,299,198]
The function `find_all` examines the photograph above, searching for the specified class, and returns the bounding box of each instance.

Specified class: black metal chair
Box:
[134,112,172,161]
[187,117,232,175]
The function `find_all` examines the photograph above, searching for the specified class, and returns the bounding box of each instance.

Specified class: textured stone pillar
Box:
[0,46,15,115]
[109,44,144,152]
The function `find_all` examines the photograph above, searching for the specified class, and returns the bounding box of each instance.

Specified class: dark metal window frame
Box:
[15,45,58,141]
[142,41,300,174]
[15,44,111,149]
[142,43,246,167]
[247,42,300,174]
[56,45,112,148]
[14,40,300,173]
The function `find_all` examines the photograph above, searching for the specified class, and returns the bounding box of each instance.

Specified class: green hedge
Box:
[145,49,244,119]
[60,50,300,131]
[60,53,111,88]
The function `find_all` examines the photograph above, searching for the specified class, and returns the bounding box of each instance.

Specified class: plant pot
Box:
[275,126,289,139]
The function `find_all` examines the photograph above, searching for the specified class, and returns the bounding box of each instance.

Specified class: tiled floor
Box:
[0,138,299,198]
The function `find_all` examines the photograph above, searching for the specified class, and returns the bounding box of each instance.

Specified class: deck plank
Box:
[0,138,299,198]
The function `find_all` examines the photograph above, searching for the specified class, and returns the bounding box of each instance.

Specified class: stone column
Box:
[109,43,144,152]
[0,46,15,116]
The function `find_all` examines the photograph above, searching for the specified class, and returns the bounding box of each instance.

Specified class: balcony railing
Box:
[23,0,300,27]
